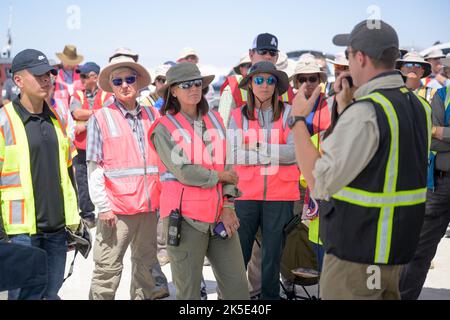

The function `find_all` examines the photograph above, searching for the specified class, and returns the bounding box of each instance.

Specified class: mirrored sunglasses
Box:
[111,75,137,87]
[253,76,277,86]
[177,79,203,90]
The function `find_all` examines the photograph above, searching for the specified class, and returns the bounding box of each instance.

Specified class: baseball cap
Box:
[333,20,399,60]
[251,33,279,52]
[11,49,58,76]
[76,62,101,75]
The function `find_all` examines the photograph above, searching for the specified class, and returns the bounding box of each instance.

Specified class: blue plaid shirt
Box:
[86,98,146,164]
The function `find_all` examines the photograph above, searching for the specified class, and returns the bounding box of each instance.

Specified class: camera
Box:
[214,222,228,240]
[167,209,182,247]
[345,76,354,88]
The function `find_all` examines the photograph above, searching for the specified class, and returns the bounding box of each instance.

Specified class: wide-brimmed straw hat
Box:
[157,62,215,98]
[98,55,151,93]
[56,45,84,66]
[290,60,328,88]
[239,61,289,95]
[396,52,432,78]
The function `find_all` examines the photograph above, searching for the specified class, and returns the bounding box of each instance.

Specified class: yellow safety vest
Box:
[0,102,80,235]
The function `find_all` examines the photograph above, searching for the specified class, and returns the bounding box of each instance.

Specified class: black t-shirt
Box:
[12,98,65,233]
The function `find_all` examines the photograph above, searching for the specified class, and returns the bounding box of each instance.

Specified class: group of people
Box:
[1,18,450,301]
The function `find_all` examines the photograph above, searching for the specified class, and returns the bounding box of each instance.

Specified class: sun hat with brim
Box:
[152,64,171,85]
[157,62,215,98]
[239,61,289,95]
[326,52,349,67]
[396,52,432,78]
[442,53,450,68]
[98,55,151,93]
[290,60,328,88]
[425,49,445,60]
[233,53,252,75]
[56,45,84,66]
[177,47,198,62]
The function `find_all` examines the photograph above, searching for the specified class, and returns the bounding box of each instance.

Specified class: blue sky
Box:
[0,0,448,72]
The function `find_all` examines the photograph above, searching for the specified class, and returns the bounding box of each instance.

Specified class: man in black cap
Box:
[2,49,79,300]
[290,20,431,299]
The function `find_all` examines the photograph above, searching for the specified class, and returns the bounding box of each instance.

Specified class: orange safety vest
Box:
[94,103,161,215]
[221,75,295,109]
[149,110,227,223]
[72,89,112,150]
[231,105,300,201]
[53,68,84,105]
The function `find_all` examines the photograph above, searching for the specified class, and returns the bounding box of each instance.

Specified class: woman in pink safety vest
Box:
[148,62,249,300]
[228,61,300,300]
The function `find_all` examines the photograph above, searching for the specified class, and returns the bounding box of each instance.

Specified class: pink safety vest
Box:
[231,105,300,201]
[149,110,227,223]
[53,68,83,105]
[94,103,161,215]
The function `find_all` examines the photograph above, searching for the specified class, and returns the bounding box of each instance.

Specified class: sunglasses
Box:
[253,76,277,86]
[155,77,166,84]
[177,79,203,89]
[256,49,278,57]
[297,76,319,84]
[403,63,424,69]
[111,75,137,87]
[240,63,252,69]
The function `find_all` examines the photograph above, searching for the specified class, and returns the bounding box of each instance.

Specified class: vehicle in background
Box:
[420,42,450,57]
[0,58,12,106]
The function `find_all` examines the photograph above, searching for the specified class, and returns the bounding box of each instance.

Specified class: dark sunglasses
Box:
[403,63,424,69]
[240,63,252,69]
[155,77,166,84]
[256,49,278,57]
[177,79,203,89]
[111,75,137,87]
[297,76,319,83]
[253,76,277,86]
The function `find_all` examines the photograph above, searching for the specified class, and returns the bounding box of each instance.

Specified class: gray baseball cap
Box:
[333,20,399,60]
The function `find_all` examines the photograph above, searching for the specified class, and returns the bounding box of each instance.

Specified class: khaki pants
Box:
[89,213,158,300]
[165,219,250,300]
[320,253,403,300]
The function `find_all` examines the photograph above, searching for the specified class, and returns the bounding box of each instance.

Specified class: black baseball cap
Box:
[11,49,57,76]
[76,62,100,75]
[333,20,399,60]
[251,33,279,52]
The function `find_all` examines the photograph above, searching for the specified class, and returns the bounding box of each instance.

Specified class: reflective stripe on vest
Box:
[166,113,192,144]
[102,107,120,137]
[242,105,291,133]
[104,166,158,179]
[332,91,430,264]
[1,103,79,235]
[142,106,155,122]
[160,172,178,182]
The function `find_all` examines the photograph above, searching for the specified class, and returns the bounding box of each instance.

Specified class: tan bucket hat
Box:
[290,60,327,88]
[56,45,84,66]
[326,52,349,66]
[157,62,215,98]
[98,55,151,93]
[152,64,171,85]
[442,53,450,68]
[177,47,198,62]
[425,49,445,60]
[233,53,252,75]
[396,52,432,78]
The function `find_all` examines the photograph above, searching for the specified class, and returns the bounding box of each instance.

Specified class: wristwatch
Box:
[288,116,307,129]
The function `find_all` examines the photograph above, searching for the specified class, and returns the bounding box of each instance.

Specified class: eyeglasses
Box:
[403,63,424,69]
[155,77,166,84]
[240,63,252,69]
[255,49,278,57]
[297,76,319,84]
[177,79,203,89]
[111,75,137,87]
[253,76,277,86]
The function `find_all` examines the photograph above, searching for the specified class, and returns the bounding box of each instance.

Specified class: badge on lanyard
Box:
[302,187,319,220]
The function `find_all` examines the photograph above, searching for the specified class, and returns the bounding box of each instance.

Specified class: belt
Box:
[435,170,450,178]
